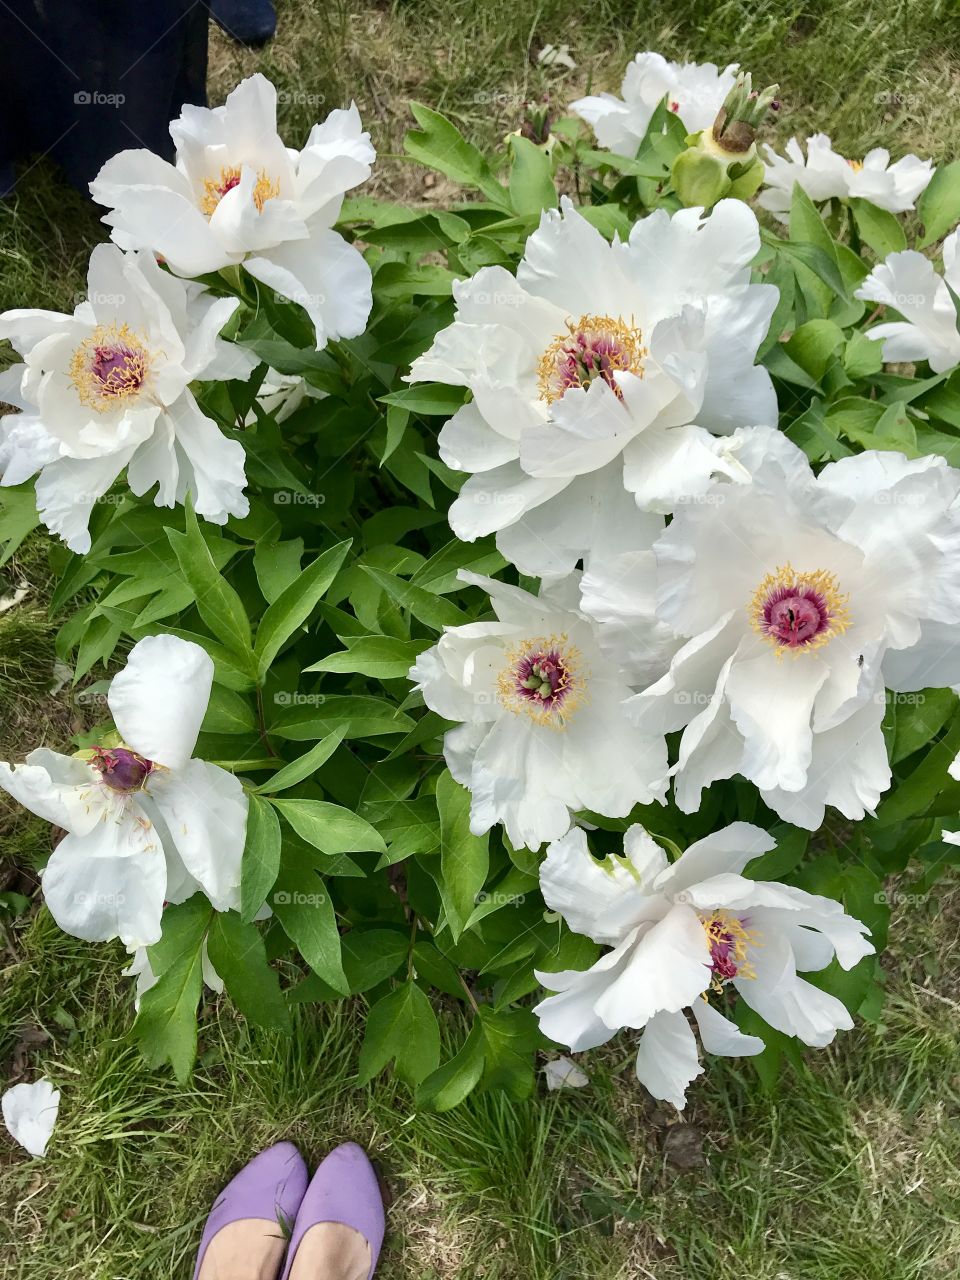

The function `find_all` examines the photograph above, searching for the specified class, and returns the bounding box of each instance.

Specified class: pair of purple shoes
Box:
[193,1141,385,1279]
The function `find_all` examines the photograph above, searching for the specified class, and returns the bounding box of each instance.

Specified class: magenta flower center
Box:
[749,564,851,656]
[69,323,150,411]
[537,314,645,405]
[497,635,585,728]
[92,746,154,792]
[701,911,757,989]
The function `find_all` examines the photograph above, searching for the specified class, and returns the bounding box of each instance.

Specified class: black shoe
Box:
[208,0,277,46]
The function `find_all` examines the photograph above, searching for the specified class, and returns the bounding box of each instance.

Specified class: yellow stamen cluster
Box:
[536,314,646,405]
[200,165,280,216]
[748,563,851,659]
[496,634,586,730]
[847,158,864,172]
[68,324,150,412]
[700,910,760,993]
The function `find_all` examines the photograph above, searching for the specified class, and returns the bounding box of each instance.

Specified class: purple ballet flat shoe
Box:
[281,1142,386,1280]
[193,1141,309,1280]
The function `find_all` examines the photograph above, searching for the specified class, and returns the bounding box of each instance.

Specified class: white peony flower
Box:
[855,229,960,373]
[408,570,669,851]
[543,1056,589,1090]
[0,243,253,553]
[0,635,247,948]
[90,75,375,350]
[759,133,933,221]
[533,822,873,1109]
[408,196,777,577]
[571,52,739,157]
[2,1078,60,1157]
[624,442,960,829]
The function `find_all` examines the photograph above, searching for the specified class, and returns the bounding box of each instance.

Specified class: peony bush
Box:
[3,59,960,1111]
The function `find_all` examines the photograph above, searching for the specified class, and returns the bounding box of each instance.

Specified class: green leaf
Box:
[437,770,490,942]
[166,503,254,669]
[0,483,40,566]
[254,538,304,604]
[202,686,258,736]
[404,103,510,207]
[134,896,214,1081]
[891,689,959,764]
[918,160,960,247]
[783,319,845,382]
[508,135,557,215]
[416,1020,486,1111]
[477,1006,542,1100]
[341,929,409,992]
[357,982,441,1086]
[206,911,289,1030]
[848,198,907,258]
[305,636,430,679]
[378,384,468,416]
[255,540,352,680]
[359,566,469,630]
[273,799,387,856]
[876,711,960,826]
[271,695,415,741]
[240,793,283,923]
[255,730,346,794]
[272,865,348,994]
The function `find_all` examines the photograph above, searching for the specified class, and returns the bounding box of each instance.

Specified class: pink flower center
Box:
[92,746,154,792]
[537,315,645,405]
[749,564,851,656]
[69,324,150,411]
[496,635,585,728]
[701,911,758,989]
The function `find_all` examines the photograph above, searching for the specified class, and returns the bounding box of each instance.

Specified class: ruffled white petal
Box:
[108,635,213,770]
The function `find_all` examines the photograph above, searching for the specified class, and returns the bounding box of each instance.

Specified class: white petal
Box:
[692,1000,765,1056]
[34,448,136,554]
[2,1079,60,1158]
[543,1056,590,1090]
[162,392,249,524]
[146,760,247,911]
[41,817,167,947]
[593,903,711,1030]
[246,230,372,349]
[634,1008,702,1110]
[539,827,659,946]
[655,821,776,898]
[534,938,636,1052]
[735,929,855,1048]
[108,635,213,769]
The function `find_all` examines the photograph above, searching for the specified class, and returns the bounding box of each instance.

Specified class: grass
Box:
[3,1,960,1276]
[2,891,960,1279]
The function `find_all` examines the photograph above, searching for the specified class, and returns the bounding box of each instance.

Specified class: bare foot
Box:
[197,1218,289,1280]
[288,1222,372,1280]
